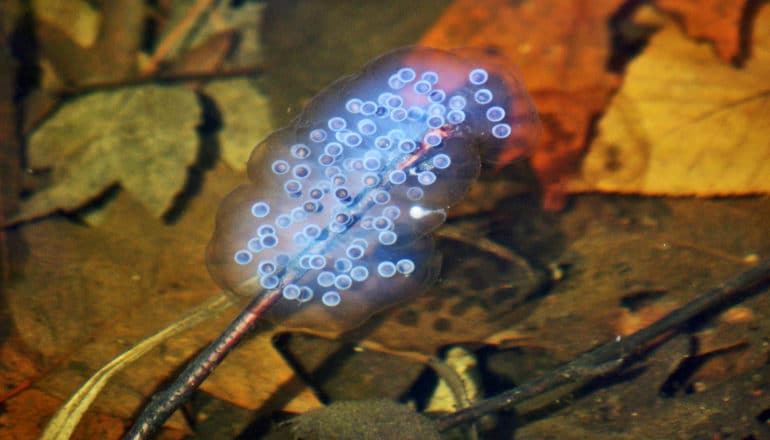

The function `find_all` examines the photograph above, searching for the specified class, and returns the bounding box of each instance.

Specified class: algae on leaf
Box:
[15,85,200,221]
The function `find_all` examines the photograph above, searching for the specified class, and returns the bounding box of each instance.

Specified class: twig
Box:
[142,0,217,75]
[437,256,770,431]
[122,287,283,440]
[40,293,234,440]
[437,224,538,285]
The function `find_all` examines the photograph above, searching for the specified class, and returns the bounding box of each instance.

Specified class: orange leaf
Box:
[420,0,623,209]
[655,0,747,61]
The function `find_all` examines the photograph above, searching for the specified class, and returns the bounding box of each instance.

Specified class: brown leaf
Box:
[655,0,748,61]
[420,0,623,209]
[12,85,200,222]
[573,4,770,196]
[33,0,143,88]
[6,164,320,436]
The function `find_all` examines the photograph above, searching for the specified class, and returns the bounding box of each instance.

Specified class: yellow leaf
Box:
[572,5,770,196]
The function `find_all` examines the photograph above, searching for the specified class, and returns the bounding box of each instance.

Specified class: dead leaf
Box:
[12,85,200,222]
[655,0,748,61]
[6,163,320,436]
[204,78,274,172]
[32,0,99,48]
[573,4,770,195]
[33,0,143,88]
[420,0,623,209]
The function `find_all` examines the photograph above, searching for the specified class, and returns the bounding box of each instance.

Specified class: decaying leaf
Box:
[6,164,320,434]
[420,0,623,209]
[573,4,770,195]
[33,0,143,88]
[13,85,200,222]
[32,0,99,48]
[655,0,748,62]
[204,78,273,172]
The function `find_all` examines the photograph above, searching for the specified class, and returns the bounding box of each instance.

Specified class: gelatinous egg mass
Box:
[206,47,539,332]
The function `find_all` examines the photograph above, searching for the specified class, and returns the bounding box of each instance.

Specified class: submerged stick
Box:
[437,257,770,431]
[40,294,234,440]
[122,288,282,440]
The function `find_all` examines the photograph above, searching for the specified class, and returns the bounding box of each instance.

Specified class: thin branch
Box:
[40,293,234,440]
[437,256,770,431]
[122,288,283,440]
[142,0,217,75]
